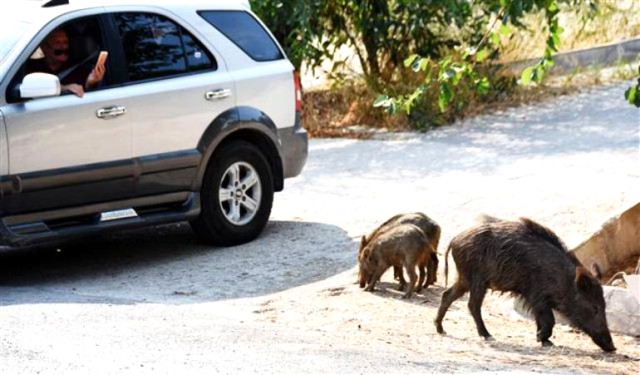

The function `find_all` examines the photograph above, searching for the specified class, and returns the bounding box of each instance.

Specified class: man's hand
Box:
[62,83,85,97]
[86,62,105,89]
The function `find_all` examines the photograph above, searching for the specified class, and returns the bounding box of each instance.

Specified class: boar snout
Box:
[358,272,367,288]
[590,330,616,352]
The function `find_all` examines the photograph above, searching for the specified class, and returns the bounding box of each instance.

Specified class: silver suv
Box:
[0,0,308,247]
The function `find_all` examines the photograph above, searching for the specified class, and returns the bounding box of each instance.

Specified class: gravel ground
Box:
[0,81,639,374]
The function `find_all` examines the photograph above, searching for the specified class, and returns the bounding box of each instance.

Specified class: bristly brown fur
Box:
[434,217,616,352]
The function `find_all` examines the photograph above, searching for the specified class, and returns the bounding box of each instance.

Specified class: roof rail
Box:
[42,0,69,8]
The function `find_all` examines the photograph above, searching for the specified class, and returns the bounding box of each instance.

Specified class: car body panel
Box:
[3,89,131,174]
[0,0,306,247]
[231,61,296,130]
[0,110,8,178]
[125,71,237,158]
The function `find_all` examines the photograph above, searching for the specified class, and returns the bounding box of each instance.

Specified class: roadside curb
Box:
[506,37,640,75]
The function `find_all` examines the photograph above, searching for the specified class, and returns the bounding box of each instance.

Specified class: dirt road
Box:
[1,82,638,374]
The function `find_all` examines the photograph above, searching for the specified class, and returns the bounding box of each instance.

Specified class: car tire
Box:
[190,140,274,246]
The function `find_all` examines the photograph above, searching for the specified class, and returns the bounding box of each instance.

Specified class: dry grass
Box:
[301,78,581,138]
[500,1,640,62]
[301,83,410,139]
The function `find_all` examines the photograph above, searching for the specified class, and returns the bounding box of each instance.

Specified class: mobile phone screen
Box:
[97,51,108,66]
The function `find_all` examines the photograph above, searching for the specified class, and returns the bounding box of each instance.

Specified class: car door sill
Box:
[0,192,200,248]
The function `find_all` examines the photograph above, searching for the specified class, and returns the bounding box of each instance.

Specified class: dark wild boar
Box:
[360,212,441,288]
[434,217,616,352]
[359,223,435,299]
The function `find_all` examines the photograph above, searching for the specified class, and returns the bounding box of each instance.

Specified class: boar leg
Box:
[426,255,438,287]
[402,265,418,299]
[395,266,407,291]
[434,281,469,334]
[468,283,493,340]
[393,265,402,280]
[364,267,387,292]
[415,265,426,293]
[533,307,555,347]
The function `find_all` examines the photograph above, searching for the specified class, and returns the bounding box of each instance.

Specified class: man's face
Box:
[42,30,69,65]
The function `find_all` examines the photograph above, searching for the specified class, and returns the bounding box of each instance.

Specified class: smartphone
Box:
[96,51,108,67]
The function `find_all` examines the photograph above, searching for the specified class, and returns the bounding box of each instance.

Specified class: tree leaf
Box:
[625,86,638,106]
[373,95,389,107]
[404,54,419,68]
[438,83,453,112]
[499,24,511,36]
[475,48,490,63]
[521,66,534,85]
[476,77,490,94]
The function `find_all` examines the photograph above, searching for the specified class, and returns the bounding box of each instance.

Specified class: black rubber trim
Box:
[0,192,199,248]
[0,150,201,216]
[3,191,191,226]
[0,159,133,194]
[195,106,285,192]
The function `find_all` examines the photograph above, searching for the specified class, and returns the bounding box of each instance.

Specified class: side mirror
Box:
[19,72,61,99]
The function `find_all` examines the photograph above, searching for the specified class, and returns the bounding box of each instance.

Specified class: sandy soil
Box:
[0,81,638,374]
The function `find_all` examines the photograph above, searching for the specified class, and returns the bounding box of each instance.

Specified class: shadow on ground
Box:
[0,220,353,306]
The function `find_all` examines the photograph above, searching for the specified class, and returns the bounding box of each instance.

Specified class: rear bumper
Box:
[279,112,308,179]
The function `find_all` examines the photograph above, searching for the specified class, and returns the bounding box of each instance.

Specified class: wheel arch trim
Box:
[194,106,284,192]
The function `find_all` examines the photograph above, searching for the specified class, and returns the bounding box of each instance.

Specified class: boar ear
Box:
[360,236,368,249]
[575,266,599,291]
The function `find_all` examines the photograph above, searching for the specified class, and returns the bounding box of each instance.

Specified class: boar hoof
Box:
[541,340,554,347]
[401,293,412,299]
[397,284,405,291]
[483,336,495,342]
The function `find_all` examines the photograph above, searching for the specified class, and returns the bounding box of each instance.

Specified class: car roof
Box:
[9,0,251,23]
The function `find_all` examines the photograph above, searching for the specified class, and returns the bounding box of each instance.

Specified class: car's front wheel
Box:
[191,140,274,246]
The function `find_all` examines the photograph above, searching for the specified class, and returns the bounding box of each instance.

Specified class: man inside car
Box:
[26,28,106,97]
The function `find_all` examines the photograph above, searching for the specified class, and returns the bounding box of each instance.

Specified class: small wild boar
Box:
[360,212,441,288]
[359,223,435,299]
[434,217,616,352]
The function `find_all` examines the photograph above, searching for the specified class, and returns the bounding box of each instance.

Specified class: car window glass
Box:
[183,32,217,72]
[7,16,106,103]
[114,13,215,82]
[199,11,283,62]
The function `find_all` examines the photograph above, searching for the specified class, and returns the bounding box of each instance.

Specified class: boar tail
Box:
[444,243,452,287]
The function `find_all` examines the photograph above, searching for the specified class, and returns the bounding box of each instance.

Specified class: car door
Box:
[109,11,236,198]
[0,14,133,216]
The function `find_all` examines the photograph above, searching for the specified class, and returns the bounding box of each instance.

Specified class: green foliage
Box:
[251,0,639,118]
[625,69,640,107]
[309,0,483,89]
[377,0,605,117]
[250,1,321,71]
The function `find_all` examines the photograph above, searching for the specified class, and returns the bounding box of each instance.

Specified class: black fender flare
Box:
[193,106,285,192]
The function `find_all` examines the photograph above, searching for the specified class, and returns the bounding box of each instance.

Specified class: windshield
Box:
[0,21,30,63]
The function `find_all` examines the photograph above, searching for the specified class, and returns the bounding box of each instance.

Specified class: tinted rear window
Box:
[199,10,283,62]
[115,12,216,82]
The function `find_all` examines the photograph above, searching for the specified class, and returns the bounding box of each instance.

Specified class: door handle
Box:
[96,106,127,119]
[205,89,232,101]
